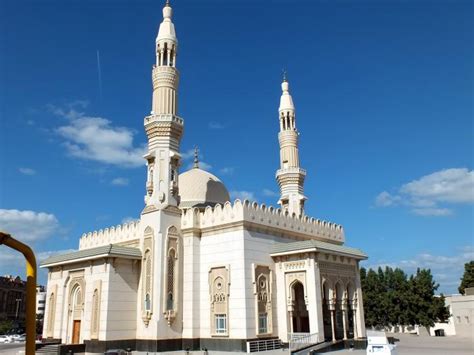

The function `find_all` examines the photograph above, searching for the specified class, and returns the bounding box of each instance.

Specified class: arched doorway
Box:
[291,281,309,333]
[69,285,83,344]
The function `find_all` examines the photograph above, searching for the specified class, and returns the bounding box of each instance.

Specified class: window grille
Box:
[166,250,175,310]
[258,313,268,334]
[215,314,227,334]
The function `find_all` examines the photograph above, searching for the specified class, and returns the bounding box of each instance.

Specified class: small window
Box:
[167,292,173,311]
[465,316,470,324]
[457,316,461,324]
[145,293,151,311]
[258,313,268,334]
[215,314,227,334]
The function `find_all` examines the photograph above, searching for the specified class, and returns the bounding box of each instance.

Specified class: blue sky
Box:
[0,0,472,294]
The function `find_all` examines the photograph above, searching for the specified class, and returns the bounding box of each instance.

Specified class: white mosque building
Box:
[41,2,367,353]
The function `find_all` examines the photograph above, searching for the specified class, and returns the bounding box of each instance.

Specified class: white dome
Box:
[178,168,230,208]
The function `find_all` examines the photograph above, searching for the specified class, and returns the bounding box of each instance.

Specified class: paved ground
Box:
[0,343,23,354]
[324,333,473,355]
[2,334,472,354]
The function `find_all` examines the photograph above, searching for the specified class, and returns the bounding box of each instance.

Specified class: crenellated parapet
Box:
[79,220,141,250]
[181,199,345,243]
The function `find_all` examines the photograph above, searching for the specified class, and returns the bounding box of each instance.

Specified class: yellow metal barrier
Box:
[0,232,37,355]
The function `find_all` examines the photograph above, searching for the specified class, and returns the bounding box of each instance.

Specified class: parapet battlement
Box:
[79,199,345,250]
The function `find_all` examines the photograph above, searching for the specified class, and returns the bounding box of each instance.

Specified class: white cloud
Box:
[181,148,195,160]
[401,168,474,203]
[230,190,256,201]
[262,188,278,197]
[18,167,36,176]
[364,246,474,295]
[0,209,59,242]
[219,167,235,175]
[0,248,75,285]
[411,208,452,216]
[374,168,474,216]
[111,177,129,186]
[374,191,400,207]
[208,121,224,129]
[121,216,137,224]
[50,104,145,168]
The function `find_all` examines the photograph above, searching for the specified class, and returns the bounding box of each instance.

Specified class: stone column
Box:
[350,299,358,339]
[354,263,366,338]
[289,309,294,333]
[275,259,289,342]
[329,299,336,342]
[306,255,324,340]
[341,299,348,340]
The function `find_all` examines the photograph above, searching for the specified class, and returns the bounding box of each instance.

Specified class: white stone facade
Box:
[40,2,367,353]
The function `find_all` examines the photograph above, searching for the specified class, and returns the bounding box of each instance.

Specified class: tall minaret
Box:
[276,74,307,216]
[143,0,183,211]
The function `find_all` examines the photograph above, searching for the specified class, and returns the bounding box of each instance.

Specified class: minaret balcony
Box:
[144,114,183,126]
[276,167,307,178]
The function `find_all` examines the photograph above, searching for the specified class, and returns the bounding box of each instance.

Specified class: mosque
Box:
[41,1,367,353]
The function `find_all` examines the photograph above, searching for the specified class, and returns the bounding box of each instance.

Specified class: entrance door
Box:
[72,320,81,344]
[292,282,310,333]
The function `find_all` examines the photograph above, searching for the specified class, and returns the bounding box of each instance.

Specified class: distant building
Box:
[430,287,474,337]
[0,275,26,323]
[36,285,46,317]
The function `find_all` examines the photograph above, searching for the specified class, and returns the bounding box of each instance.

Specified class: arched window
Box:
[47,292,55,336]
[166,249,175,311]
[163,43,168,66]
[144,249,152,311]
[74,288,82,307]
[145,293,151,311]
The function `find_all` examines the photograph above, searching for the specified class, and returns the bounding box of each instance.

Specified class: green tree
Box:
[0,320,13,334]
[361,267,387,328]
[385,267,410,327]
[360,266,449,329]
[458,261,474,295]
[408,268,449,327]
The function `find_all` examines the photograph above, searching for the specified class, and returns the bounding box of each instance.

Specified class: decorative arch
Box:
[289,280,309,333]
[209,266,230,336]
[142,226,154,326]
[346,281,356,302]
[334,281,345,301]
[164,225,180,325]
[254,264,272,335]
[46,288,56,337]
[68,279,84,344]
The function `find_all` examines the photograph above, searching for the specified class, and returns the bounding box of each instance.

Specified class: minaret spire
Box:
[143,0,183,210]
[193,147,199,169]
[275,75,307,216]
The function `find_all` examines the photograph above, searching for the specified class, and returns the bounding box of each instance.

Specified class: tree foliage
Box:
[458,261,474,295]
[0,320,14,334]
[360,266,449,328]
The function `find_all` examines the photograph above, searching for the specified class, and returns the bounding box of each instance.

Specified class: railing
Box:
[246,338,282,353]
[288,332,319,352]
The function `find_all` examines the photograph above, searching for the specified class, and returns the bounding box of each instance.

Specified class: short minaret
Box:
[143,0,183,210]
[276,74,307,216]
